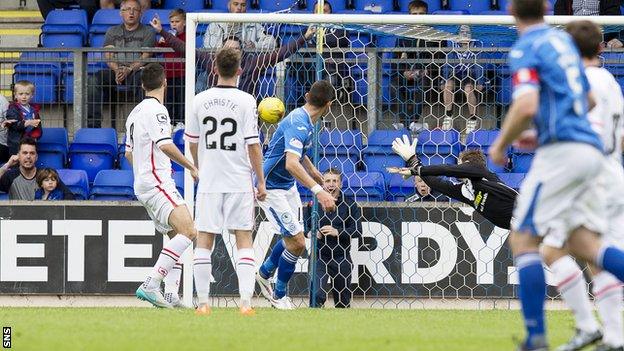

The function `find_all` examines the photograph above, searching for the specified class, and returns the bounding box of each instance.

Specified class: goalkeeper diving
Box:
[387,136,517,229]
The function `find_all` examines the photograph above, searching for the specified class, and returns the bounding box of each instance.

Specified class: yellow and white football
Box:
[257,97,285,124]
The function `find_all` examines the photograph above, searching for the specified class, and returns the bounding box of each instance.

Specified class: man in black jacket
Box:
[0,138,74,200]
[307,168,362,308]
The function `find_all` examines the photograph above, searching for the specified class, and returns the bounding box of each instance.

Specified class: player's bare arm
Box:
[285,152,335,212]
[490,90,539,165]
[160,143,199,181]
[248,143,267,201]
[125,151,133,166]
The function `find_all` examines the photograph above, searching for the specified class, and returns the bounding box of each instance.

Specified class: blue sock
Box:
[259,239,285,279]
[274,249,299,299]
[515,252,546,346]
[597,245,624,282]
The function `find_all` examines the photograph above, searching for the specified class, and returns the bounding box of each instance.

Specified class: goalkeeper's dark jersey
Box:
[417,163,518,229]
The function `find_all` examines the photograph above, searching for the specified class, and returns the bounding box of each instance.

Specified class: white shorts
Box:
[257,185,303,237]
[195,192,255,233]
[512,143,607,248]
[136,181,185,235]
[602,158,624,248]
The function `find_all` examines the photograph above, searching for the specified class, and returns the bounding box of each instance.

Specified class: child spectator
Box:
[155,8,186,124]
[35,168,65,200]
[6,81,42,156]
[0,94,9,162]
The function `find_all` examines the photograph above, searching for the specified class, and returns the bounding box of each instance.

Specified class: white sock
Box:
[194,247,212,306]
[550,256,600,333]
[144,234,192,290]
[236,248,256,308]
[164,261,182,296]
[592,271,624,347]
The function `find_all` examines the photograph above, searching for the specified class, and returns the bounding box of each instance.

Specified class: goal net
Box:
[181,12,624,308]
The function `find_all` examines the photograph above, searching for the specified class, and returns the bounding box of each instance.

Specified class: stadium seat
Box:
[363,154,404,181]
[41,9,88,48]
[353,0,397,12]
[36,128,69,169]
[497,172,525,191]
[69,128,118,183]
[417,129,461,166]
[318,156,357,173]
[141,9,171,32]
[89,9,122,47]
[465,129,507,173]
[364,129,409,155]
[342,171,386,201]
[206,0,230,10]
[172,128,185,171]
[448,0,492,14]
[57,168,89,200]
[432,10,468,14]
[172,171,184,196]
[297,181,313,203]
[90,170,135,200]
[510,149,534,173]
[258,0,300,12]
[14,52,62,103]
[319,129,363,160]
[387,173,414,201]
[398,0,441,12]
[0,191,7,200]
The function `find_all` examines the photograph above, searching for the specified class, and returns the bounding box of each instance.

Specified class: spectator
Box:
[151,17,315,96]
[0,94,9,163]
[5,81,43,156]
[36,0,98,21]
[87,0,155,128]
[155,8,186,124]
[100,0,150,11]
[0,138,74,200]
[554,0,622,46]
[203,0,276,51]
[441,25,484,135]
[308,168,361,308]
[392,0,443,132]
[34,168,67,200]
[405,175,436,202]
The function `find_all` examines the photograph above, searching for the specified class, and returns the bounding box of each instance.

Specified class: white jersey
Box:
[185,86,260,193]
[125,97,175,194]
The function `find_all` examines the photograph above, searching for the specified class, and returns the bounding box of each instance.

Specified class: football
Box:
[258,97,285,124]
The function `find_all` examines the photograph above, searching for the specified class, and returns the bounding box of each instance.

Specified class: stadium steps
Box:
[0,11,43,47]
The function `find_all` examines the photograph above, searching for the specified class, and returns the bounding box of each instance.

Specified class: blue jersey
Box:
[264,107,314,190]
[509,24,602,150]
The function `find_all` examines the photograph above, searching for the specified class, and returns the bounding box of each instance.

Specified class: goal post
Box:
[181,13,624,308]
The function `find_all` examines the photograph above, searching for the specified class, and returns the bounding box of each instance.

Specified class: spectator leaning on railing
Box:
[87,0,155,128]
[0,138,74,201]
[202,0,277,51]
[307,168,361,308]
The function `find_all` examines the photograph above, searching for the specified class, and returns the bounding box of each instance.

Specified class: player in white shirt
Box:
[126,63,200,309]
[185,47,267,316]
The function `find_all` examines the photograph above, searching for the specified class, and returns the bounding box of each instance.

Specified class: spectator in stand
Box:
[5,81,43,156]
[554,0,622,47]
[392,0,443,132]
[308,168,361,308]
[0,138,74,200]
[441,25,484,135]
[87,0,155,128]
[0,94,9,163]
[155,8,186,124]
[99,0,150,11]
[34,168,68,200]
[151,17,316,96]
[36,0,98,21]
[203,0,276,51]
[405,175,436,202]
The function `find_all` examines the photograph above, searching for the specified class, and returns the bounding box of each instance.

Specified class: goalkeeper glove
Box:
[391,134,422,169]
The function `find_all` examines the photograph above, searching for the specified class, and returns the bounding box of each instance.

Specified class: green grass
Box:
[0,307,579,351]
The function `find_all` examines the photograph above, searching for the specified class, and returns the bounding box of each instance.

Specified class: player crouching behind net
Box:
[127,63,200,308]
[185,47,267,316]
[255,80,337,310]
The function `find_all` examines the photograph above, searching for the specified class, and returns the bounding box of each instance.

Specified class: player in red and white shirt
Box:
[126,63,199,309]
[185,47,266,316]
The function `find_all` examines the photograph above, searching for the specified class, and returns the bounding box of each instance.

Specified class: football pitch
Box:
[1,307,579,351]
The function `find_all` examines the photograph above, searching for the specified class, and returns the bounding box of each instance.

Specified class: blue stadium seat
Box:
[172,171,184,196]
[141,9,171,32]
[364,129,409,155]
[297,181,313,203]
[41,9,88,48]
[398,0,441,12]
[319,129,363,159]
[258,0,299,12]
[432,10,468,14]
[417,129,461,165]
[69,128,118,183]
[511,149,534,173]
[318,156,357,173]
[89,9,122,47]
[14,52,62,103]
[387,173,414,201]
[465,129,508,172]
[170,0,215,11]
[363,154,404,181]
[353,0,397,12]
[36,128,69,169]
[58,168,89,200]
[90,170,135,200]
[449,0,492,13]
[497,172,525,191]
[306,0,347,12]
[342,171,386,201]
[0,192,8,200]
[172,128,185,171]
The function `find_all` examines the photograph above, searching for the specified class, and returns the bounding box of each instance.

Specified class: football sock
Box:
[194,247,213,306]
[515,252,546,346]
[596,245,624,282]
[144,234,192,290]
[550,256,599,333]
[259,238,285,279]
[237,248,256,308]
[592,271,624,347]
[274,249,298,299]
[164,261,183,296]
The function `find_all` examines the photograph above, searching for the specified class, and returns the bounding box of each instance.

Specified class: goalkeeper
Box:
[388,136,517,229]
